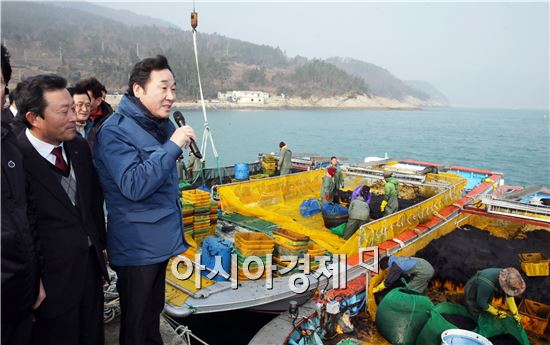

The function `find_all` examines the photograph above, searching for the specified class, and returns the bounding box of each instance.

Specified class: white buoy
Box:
[441,329,493,345]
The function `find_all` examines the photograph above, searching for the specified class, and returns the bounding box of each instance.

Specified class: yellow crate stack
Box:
[272,229,310,276]
[181,199,194,236]
[234,232,274,280]
[210,199,219,235]
[182,189,211,247]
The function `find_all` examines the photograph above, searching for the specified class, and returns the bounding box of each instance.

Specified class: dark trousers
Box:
[31,247,104,345]
[2,314,33,345]
[112,260,168,345]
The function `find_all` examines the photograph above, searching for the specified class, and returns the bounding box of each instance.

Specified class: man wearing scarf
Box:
[93,55,196,345]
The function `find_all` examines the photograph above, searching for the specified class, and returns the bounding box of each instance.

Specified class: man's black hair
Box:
[1,44,12,84]
[68,85,91,100]
[16,74,67,128]
[76,77,105,99]
[127,55,173,96]
[2,44,12,100]
[279,141,285,148]
[9,82,22,105]
[379,256,390,270]
[330,156,337,160]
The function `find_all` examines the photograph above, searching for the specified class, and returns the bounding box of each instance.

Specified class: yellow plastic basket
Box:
[307,242,326,257]
[518,253,549,277]
[235,232,274,246]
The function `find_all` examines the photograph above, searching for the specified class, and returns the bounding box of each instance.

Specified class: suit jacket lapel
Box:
[16,133,79,216]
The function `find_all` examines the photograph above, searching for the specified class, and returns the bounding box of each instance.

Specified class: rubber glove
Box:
[506,296,522,325]
[373,281,386,293]
[486,305,507,319]
[380,200,388,212]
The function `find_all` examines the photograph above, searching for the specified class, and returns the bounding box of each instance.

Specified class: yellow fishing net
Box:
[218,170,467,257]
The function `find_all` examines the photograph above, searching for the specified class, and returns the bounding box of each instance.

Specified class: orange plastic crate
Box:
[519,299,550,335]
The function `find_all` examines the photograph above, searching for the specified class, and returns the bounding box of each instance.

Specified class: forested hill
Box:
[1,2,446,104]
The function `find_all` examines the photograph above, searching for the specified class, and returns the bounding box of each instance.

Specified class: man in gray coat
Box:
[343,186,371,240]
[278,141,292,175]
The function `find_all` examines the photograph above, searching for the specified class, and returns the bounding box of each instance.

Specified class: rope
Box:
[191,22,223,187]
[163,312,210,345]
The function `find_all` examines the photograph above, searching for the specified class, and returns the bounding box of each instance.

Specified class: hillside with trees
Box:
[1,1,446,105]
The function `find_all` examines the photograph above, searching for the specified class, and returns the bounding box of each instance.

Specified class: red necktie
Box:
[51,147,69,174]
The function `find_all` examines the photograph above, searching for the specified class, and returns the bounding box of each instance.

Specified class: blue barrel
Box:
[234,163,249,180]
[201,237,233,281]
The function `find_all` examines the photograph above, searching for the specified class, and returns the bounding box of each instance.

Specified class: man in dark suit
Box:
[1,43,44,345]
[15,74,108,345]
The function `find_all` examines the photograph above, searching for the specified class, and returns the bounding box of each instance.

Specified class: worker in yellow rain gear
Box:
[463,267,525,324]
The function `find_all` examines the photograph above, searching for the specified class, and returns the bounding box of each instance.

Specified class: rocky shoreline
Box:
[106,94,446,111]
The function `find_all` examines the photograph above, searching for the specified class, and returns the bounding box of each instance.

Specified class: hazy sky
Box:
[98,1,548,110]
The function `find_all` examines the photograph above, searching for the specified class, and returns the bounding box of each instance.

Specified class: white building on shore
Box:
[217,91,270,104]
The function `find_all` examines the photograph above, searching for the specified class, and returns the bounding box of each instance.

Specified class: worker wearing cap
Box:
[373,255,434,293]
[463,267,525,323]
[321,167,336,205]
[381,171,399,216]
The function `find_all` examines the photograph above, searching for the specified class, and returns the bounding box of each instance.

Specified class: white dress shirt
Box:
[25,129,68,165]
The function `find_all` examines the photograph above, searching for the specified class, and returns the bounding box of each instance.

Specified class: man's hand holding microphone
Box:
[170,111,202,159]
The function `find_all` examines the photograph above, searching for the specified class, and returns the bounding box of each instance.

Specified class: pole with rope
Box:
[190,8,223,185]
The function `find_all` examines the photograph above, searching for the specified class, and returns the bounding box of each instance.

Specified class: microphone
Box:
[173,111,203,159]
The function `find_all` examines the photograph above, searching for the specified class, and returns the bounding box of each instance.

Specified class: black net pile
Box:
[441,313,477,330]
[488,334,522,345]
[415,226,550,303]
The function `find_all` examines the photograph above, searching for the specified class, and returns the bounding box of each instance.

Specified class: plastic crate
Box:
[274,245,307,258]
[235,238,274,250]
[308,242,326,257]
[233,245,274,257]
[518,253,549,277]
[235,232,274,246]
[519,299,550,335]
[274,239,307,252]
[273,229,309,242]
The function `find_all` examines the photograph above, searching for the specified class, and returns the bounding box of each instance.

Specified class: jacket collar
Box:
[118,95,170,144]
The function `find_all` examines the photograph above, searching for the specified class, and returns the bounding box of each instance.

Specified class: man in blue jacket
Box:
[93,55,196,345]
[373,255,434,293]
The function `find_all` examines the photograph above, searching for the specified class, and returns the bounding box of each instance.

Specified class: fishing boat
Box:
[163,157,502,318]
[249,182,550,345]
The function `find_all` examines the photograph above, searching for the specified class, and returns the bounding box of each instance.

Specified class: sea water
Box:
[179,107,549,187]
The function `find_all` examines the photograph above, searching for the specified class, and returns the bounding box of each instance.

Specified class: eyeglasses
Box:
[75,103,91,110]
